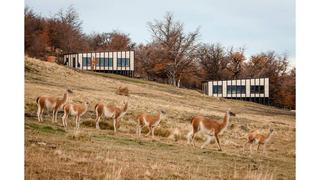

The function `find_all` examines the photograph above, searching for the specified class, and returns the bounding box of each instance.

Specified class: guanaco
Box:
[95,102,128,133]
[187,109,236,151]
[36,89,73,122]
[136,110,166,138]
[62,101,89,129]
[243,128,274,154]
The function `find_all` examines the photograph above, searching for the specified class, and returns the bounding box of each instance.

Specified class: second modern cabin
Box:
[202,78,269,104]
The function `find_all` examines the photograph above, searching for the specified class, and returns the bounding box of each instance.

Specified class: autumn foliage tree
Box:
[88,31,135,51]
[226,48,246,79]
[135,43,165,80]
[197,43,230,80]
[25,6,88,59]
[25,7,49,58]
[244,52,294,108]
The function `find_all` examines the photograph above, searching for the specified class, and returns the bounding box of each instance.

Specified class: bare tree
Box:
[148,12,200,87]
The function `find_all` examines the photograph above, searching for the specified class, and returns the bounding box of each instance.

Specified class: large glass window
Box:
[82,57,91,66]
[98,58,113,67]
[236,86,246,94]
[227,85,237,94]
[117,58,130,67]
[227,85,246,94]
[250,85,265,93]
[98,58,105,66]
[107,58,113,67]
[213,85,222,94]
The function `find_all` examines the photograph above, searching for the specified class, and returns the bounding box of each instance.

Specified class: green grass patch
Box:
[25,122,66,135]
[92,134,175,149]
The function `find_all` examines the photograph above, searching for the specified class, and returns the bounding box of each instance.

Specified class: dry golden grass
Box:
[25,57,295,179]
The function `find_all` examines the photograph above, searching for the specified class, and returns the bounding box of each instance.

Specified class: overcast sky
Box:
[25,0,295,64]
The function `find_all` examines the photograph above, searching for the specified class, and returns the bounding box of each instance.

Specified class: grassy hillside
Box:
[25,57,295,179]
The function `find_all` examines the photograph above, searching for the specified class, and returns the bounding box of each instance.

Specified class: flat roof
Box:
[202,77,269,83]
[63,50,135,56]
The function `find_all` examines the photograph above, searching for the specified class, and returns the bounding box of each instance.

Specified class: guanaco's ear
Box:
[66,88,73,93]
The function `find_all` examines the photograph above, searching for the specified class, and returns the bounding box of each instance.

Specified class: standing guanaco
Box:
[243,128,274,154]
[187,109,236,151]
[95,102,128,133]
[36,89,73,122]
[62,101,90,129]
[136,110,166,138]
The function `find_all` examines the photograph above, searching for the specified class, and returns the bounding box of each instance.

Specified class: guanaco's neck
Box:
[156,112,162,121]
[266,131,273,140]
[122,103,128,113]
[221,111,230,129]
[62,92,68,103]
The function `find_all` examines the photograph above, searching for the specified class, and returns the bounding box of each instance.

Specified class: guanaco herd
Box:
[36,89,274,154]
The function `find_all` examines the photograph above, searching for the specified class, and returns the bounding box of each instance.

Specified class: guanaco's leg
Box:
[145,126,152,136]
[62,107,69,128]
[187,130,193,145]
[54,108,58,123]
[151,127,155,138]
[95,115,101,129]
[190,130,198,148]
[62,114,68,128]
[52,110,56,123]
[113,118,117,133]
[37,105,42,122]
[77,116,81,129]
[215,134,222,151]
[75,116,78,129]
[115,119,120,129]
[40,108,44,122]
[201,134,213,149]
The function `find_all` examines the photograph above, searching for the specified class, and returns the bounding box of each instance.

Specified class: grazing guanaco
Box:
[62,101,90,129]
[36,89,73,122]
[243,128,274,154]
[136,110,166,138]
[95,102,128,133]
[187,109,236,151]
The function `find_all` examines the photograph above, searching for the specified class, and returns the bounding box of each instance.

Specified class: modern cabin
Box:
[62,51,134,77]
[202,78,269,104]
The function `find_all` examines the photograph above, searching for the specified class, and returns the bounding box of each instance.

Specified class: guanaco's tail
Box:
[190,116,195,123]
[36,96,40,105]
[94,104,99,111]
